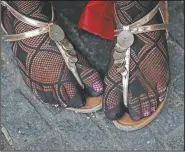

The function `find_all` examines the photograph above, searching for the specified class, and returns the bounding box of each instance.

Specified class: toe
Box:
[140,93,151,117]
[63,82,85,108]
[128,96,142,121]
[83,71,104,97]
[76,53,104,97]
[148,91,158,112]
[104,88,126,120]
[77,64,104,97]
[157,83,168,103]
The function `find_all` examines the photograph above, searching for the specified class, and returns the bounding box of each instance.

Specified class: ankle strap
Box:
[1,1,54,27]
[1,1,55,41]
[114,1,169,37]
[130,2,161,28]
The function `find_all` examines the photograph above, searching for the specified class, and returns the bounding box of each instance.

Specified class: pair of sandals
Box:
[1,1,169,131]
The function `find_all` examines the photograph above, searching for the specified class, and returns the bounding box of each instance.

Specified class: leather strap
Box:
[159,1,169,24]
[130,3,160,28]
[1,22,8,34]
[114,1,169,37]
[2,24,52,41]
[1,1,55,41]
[1,1,51,27]
[159,1,169,37]
[115,24,168,36]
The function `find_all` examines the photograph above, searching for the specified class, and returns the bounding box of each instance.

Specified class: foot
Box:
[1,1,103,112]
[104,1,169,125]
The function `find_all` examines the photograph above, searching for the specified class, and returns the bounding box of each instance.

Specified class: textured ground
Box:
[1,1,184,151]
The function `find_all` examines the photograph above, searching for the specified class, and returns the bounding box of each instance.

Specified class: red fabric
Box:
[78,1,115,40]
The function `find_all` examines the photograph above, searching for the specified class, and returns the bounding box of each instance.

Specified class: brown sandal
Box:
[112,1,169,131]
[113,91,167,131]
[67,97,103,113]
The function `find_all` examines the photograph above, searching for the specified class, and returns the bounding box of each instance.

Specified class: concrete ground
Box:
[1,1,184,151]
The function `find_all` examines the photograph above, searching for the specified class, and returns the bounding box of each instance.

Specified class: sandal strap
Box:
[2,24,51,41]
[1,1,84,89]
[159,1,169,25]
[1,0,55,41]
[1,1,53,27]
[114,1,169,36]
[159,1,169,38]
[129,2,161,28]
[115,24,168,36]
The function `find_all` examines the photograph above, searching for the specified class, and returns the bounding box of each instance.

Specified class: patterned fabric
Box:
[1,1,103,108]
[104,1,169,120]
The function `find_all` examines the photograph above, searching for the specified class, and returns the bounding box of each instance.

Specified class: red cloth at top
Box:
[78,1,115,40]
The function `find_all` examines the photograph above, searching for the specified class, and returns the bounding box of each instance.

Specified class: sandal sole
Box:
[113,90,168,131]
[66,102,103,113]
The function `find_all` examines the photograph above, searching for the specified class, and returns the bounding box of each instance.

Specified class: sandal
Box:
[1,1,103,113]
[78,1,169,130]
[107,1,169,131]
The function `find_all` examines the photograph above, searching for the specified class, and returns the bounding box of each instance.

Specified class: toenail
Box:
[93,81,103,92]
[151,107,156,112]
[143,111,151,117]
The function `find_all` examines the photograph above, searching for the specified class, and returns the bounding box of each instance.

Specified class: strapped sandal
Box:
[1,1,103,113]
[112,1,169,131]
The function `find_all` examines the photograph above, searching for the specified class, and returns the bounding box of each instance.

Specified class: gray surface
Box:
[1,1,184,151]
